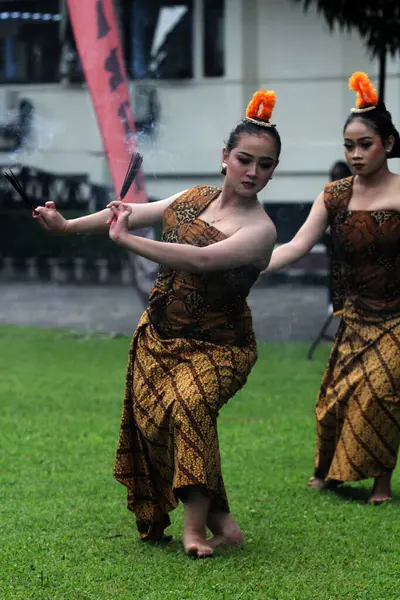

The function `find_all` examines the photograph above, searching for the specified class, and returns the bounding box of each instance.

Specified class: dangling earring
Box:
[221,162,227,176]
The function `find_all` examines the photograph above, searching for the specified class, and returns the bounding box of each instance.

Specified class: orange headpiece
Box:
[245,89,277,127]
[348,72,378,113]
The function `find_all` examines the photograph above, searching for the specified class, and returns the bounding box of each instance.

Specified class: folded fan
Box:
[119,151,143,200]
[3,170,37,210]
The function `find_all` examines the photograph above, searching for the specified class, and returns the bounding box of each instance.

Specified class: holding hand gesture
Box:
[107,201,132,243]
[33,202,69,234]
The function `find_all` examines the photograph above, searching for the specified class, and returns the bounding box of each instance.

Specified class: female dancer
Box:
[34,88,280,555]
[264,72,400,504]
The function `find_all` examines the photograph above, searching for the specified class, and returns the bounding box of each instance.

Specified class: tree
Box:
[290,0,400,101]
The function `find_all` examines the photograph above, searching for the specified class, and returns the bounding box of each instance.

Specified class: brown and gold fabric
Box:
[114,186,259,539]
[314,177,400,482]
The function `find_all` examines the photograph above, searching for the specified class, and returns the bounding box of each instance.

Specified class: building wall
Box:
[256,0,400,202]
[0,0,399,204]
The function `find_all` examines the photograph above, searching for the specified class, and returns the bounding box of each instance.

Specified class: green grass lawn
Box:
[1,326,399,600]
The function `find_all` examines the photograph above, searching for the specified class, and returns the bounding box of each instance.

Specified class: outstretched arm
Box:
[108,204,277,273]
[32,191,186,235]
[262,191,328,274]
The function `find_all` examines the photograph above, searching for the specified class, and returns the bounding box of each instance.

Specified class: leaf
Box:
[290,0,400,58]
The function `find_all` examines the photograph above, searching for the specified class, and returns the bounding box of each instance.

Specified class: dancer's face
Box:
[343,119,393,177]
[223,133,278,197]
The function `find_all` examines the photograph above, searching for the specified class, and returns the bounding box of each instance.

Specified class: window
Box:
[203,0,224,77]
[59,13,84,84]
[0,1,61,84]
[122,0,193,80]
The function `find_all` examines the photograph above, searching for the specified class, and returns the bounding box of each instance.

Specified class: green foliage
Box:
[291,1,400,57]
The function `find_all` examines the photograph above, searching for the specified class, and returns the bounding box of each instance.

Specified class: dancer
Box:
[34,88,280,555]
[264,72,400,504]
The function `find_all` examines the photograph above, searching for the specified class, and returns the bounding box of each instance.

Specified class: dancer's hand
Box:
[106,200,129,211]
[108,202,132,243]
[33,201,69,235]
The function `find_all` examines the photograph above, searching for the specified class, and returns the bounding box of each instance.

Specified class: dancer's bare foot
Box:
[308,476,341,489]
[368,473,392,505]
[182,487,213,558]
[183,529,213,558]
[207,511,245,549]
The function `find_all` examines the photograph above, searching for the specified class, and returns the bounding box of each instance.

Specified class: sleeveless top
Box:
[147,186,260,346]
[325,176,400,314]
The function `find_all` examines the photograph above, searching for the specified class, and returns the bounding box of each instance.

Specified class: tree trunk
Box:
[379,46,386,102]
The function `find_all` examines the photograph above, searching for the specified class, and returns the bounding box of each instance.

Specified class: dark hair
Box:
[330,160,352,181]
[221,118,282,175]
[343,101,400,159]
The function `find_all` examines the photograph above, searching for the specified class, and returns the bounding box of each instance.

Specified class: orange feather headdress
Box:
[245,89,276,127]
[348,72,378,113]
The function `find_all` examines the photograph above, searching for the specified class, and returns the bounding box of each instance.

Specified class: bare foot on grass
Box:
[368,473,392,505]
[207,511,244,549]
[183,528,213,558]
[308,476,341,489]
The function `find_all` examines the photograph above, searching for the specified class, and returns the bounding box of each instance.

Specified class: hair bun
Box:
[388,128,400,159]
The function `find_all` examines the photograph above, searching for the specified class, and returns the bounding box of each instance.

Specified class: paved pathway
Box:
[0,281,338,343]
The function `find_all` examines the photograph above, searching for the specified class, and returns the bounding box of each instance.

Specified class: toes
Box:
[185,544,199,557]
[196,546,213,558]
[184,540,214,558]
[308,477,322,488]
[308,477,340,489]
[308,476,319,486]
[186,545,213,558]
[368,496,392,505]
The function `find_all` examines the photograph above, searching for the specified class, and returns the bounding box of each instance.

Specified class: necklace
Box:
[209,196,230,225]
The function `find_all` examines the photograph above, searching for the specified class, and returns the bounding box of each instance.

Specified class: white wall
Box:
[256,0,400,202]
[0,83,107,180]
[1,0,399,203]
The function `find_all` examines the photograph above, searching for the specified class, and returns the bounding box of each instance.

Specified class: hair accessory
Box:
[349,72,378,113]
[245,89,276,127]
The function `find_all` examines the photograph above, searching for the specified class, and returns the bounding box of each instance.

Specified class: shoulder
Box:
[176,185,221,201]
[323,176,353,211]
[385,173,400,208]
[324,176,353,196]
[391,173,400,191]
[169,185,221,209]
[252,203,277,234]
[244,212,277,247]
[261,218,277,244]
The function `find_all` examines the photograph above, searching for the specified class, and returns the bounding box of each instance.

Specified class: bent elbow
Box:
[192,253,211,273]
[192,249,223,273]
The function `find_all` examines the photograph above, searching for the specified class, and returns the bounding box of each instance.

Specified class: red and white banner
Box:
[66,0,157,302]
[66,0,147,205]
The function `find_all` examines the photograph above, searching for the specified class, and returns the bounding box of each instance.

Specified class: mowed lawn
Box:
[1,326,399,600]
